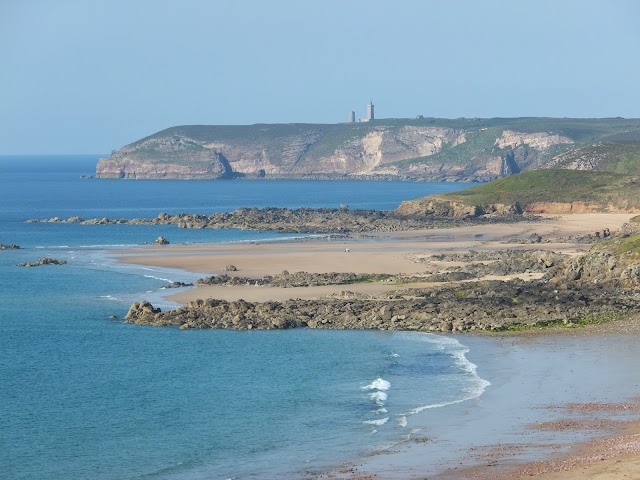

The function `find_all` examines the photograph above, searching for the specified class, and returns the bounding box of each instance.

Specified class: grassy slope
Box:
[129,118,640,148]
[437,169,640,209]
[550,141,640,175]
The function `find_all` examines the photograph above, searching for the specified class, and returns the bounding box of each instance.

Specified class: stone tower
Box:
[367,101,374,121]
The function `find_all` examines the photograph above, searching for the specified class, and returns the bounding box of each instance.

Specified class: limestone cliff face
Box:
[97,124,473,180]
[495,130,573,151]
[97,119,639,180]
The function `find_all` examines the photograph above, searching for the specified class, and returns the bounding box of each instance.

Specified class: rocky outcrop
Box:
[0,244,21,250]
[162,281,194,289]
[396,196,522,218]
[495,130,573,151]
[154,236,169,245]
[124,280,636,332]
[17,257,66,267]
[196,271,395,288]
[523,202,640,214]
[26,207,527,234]
[562,250,640,288]
[421,249,568,277]
[544,141,640,173]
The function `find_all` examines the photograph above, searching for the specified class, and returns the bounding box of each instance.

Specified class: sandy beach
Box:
[118,213,632,304]
[116,212,640,479]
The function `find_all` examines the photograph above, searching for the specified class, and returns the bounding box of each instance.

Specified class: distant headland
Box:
[96,116,640,182]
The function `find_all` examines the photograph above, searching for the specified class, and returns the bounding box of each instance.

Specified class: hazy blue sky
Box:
[1,0,639,154]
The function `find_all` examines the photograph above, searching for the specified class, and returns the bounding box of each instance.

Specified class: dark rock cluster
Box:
[26,207,528,234]
[196,271,395,288]
[124,280,636,332]
[17,257,67,267]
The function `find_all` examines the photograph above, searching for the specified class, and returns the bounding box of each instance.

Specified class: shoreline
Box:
[113,213,640,478]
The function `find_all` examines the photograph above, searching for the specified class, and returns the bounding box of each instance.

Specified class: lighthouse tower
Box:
[366,101,374,121]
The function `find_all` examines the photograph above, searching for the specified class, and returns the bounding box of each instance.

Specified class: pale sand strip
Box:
[115,213,634,304]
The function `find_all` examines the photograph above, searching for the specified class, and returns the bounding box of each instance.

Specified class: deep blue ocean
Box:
[0,156,490,479]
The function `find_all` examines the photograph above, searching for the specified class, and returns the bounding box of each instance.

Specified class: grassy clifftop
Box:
[435,169,640,212]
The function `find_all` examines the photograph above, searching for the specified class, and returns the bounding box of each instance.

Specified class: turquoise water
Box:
[0,156,490,479]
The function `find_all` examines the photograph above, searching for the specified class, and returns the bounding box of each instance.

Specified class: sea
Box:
[0,155,491,480]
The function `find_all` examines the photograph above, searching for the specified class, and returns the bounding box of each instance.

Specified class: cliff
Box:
[96,118,640,181]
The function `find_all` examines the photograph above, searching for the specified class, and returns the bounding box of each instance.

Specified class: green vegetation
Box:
[551,141,640,175]
[437,169,640,210]
[491,315,613,332]
[597,233,640,258]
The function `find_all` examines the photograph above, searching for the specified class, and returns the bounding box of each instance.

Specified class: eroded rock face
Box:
[396,197,521,218]
[96,123,580,181]
[495,131,574,151]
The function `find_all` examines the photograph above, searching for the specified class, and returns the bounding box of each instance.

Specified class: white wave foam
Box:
[35,244,137,249]
[369,391,388,405]
[364,417,389,426]
[402,333,492,415]
[80,244,138,248]
[99,295,120,302]
[226,234,334,244]
[397,416,408,428]
[376,407,388,414]
[144,274,173,283]
[362,377,391,391]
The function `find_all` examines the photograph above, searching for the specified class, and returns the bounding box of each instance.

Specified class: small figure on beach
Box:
[345,248,350,253]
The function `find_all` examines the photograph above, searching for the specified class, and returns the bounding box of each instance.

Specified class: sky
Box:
[1,0,639,154]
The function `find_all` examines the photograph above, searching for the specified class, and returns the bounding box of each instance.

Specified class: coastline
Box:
[113,213,640,479]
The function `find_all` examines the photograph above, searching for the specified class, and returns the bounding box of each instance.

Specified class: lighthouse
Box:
[366,101,374,121]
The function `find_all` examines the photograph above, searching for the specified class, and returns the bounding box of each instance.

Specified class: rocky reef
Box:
[17,257,67,267]
[26,203,529,234]
[0,244,21,250]
[124,280,636,332]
